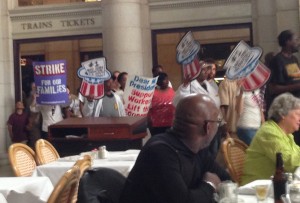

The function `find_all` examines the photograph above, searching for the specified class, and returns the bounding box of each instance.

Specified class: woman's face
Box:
[283,108,300,133]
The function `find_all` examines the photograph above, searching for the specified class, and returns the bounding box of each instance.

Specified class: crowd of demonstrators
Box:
[147,72,175,136]
[120,94,231,203]
[241,93,300,185]
[82,78,126,117]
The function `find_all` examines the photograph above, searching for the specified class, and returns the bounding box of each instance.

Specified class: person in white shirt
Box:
[30,95,63,140]
[64,87,82,118]
[82,78,126,117]
[236,87,265,145]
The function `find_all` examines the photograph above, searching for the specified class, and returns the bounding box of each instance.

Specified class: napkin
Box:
[237,180,271,195]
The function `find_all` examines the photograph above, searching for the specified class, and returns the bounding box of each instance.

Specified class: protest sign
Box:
[224,41,270,91]
[77,57,111,99]
[123,75,158,116]
[176,31,203,80]
[33,60,68,105]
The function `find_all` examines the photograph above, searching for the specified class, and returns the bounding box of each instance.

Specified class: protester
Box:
[30,94,64,140]
[148,72,175,136]
[82,78,126,117]
[241,93,300,185]
[7,101,30,144]
[152,64,172,88]
[120,94,230,203]
[63,87,82,118]
[218,77,239,137]
[111,70,121,92]
[267,30,300,145]
[115,72,128,103]
[236,86,265,145]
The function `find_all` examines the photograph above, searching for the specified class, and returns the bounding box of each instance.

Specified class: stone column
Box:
[0,0,14,165]
[252,0,278,60]
[102,0,151,76]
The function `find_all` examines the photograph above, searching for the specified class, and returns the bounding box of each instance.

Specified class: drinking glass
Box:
[281,194,291,203]
[255,184,269,202]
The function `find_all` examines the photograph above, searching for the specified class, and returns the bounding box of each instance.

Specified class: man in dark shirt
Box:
[268,30,300,144]
[120,94,230,203]
[7,101,29,143]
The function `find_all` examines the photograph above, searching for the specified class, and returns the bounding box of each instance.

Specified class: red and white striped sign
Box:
[80,80,104,99]
[182,57,204,80]
[242,62,270,91]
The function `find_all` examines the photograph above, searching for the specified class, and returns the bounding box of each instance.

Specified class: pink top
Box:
[149,88,175,127]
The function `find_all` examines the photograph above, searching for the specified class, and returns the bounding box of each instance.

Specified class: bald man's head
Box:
[173,94,219,152]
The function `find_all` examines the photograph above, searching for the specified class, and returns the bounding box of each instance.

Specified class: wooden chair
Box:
[222,137,248,185]
[35,139,60,165]
[74,155,92,178]
[71,155,92,203]
[8,143,37,177]
[47,166,80,203]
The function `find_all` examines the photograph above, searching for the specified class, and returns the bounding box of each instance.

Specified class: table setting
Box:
[32,149,140,186]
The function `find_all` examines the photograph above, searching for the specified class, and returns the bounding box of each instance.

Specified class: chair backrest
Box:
[71,155,92,203]
[8,143,37,177]
[74,155,92,178]
[222,137,248,185]
[47,166,80,203]
[35,139,60,165]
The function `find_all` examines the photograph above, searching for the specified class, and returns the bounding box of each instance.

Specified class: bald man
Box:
[120,94,230,203]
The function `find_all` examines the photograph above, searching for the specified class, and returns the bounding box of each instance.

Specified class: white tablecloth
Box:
[237,179,273,203]
[33,150,140,186]
[0,177,53,203]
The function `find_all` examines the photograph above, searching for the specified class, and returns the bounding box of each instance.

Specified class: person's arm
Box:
[29,94,40,113]
[82,95,95,117]
[200,148,232,181]
[268,83,300,95]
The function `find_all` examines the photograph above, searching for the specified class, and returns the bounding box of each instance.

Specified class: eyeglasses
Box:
[204,119,222,127]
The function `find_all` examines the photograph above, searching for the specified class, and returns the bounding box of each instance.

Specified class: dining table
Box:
[236,179,273,203]
[0,177,53,203]
[32,149,140,186]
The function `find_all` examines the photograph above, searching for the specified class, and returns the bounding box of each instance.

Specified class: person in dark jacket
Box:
[120,94,231,203]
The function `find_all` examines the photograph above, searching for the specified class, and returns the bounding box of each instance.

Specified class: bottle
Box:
[273,152,287,203]
[98,146,107,159]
